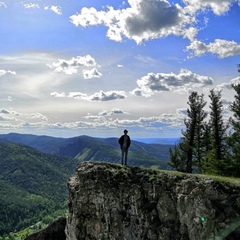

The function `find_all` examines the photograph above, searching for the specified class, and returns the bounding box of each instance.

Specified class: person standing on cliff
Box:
[118,129,131,165]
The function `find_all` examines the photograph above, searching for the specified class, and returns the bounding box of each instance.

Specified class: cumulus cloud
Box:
[83,109,127,122]
[183,0,234,15]
[69,0,239,59]
[27,112,48,121]
[48,55,97,75]
[0,69,16,76]
[85,91,126,101]
[51,90,127,102]
[70,0,192,44]
[83,68,102,79]
[113,108,187,130]
[0,2,7,8]
[44,5,62,15]
[187,39,240,58]
[222,98,232,105]
[131,69,213,97]
[50,92,66,98]
[215,77,240,90]
[0,108,10,114]
[23,3,39,9]
[99,108,125,116]
[67,92,88,100]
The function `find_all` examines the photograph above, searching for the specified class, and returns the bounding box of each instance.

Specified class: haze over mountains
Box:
[0,133,175,167]
[0,132,175,235]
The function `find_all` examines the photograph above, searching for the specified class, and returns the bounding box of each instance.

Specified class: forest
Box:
[169,65,240,177]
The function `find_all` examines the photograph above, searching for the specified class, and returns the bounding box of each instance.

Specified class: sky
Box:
[0,0,240,139]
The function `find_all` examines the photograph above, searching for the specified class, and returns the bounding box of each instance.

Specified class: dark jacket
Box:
[118,135,131,149]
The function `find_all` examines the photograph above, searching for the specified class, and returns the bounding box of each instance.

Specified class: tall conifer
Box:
[205,89,228,175]
[228,66,240,176]
[169,92,207,173]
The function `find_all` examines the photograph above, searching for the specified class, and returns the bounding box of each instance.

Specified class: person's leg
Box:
[121,148,124,165]
[125,148,128,165]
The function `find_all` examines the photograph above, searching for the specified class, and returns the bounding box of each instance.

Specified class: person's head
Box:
[124,129,128,135]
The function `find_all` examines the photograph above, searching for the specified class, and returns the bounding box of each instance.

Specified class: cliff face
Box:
[65,162,240,240]
[25,217,66,240]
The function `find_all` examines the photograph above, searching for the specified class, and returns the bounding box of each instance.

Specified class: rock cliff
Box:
[65,162,240,240]
[25,217,66,240]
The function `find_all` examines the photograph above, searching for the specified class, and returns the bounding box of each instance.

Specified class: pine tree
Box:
[204,89,229,175]
[169,142,188,172]
[169,92,207,173]
[193,98,208,172]
[201,121,212,173]
[228,82,240,176]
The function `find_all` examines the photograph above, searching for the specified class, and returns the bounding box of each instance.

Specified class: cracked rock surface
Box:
[65,162,240,240]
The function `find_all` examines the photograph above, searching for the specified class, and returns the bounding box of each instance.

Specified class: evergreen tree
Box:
[228,81,240,176]
[169,140,188,172]
[201,121,212,173]
[169,92,207,173]
[192,99,208,173]
[204,89,229,175]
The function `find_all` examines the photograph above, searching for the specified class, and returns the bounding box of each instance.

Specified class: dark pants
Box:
[121,147,128,165]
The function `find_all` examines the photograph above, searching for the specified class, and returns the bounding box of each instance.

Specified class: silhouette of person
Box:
[118,129,131,165]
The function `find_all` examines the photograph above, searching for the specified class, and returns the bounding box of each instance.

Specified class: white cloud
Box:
[187,39,240,58]
[183,0,235,15]
[113,109,187,130]
[23,3,39,9]
[83,113,105,121]
[27,112,48,121]
[44,5,62,15]
[222,98,232,105]
[0,108,10,114]
[83,68,102,79]
[215,77,240,90]
[84,91,127,102]
[70,0,192,44]
[67,92,88,100]
[99,108,126,116]
[131,69,213,97]
[51,90,127,102]
[0,69,16,76]
[69,0,239,60]
[51,92,66,98]
[48,55,97,75]
[0,2,6,8]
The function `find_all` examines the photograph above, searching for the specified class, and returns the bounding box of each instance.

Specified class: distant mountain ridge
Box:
[0,133,173,168]
[132,137,179,145]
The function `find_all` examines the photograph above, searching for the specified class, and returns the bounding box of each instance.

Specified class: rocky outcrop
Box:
[65,162,240,240]
[25,217,66,240]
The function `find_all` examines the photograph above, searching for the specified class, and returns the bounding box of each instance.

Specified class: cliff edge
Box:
[65,162,240,240]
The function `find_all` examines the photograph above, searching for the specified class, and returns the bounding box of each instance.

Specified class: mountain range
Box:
[0,132,174,235]
[0,133,174,167]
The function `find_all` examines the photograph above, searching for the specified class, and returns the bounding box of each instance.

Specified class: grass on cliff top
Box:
[196,174,240,187]
[156,168,240,187]
[111,163,240,187]
[119,163,240,187]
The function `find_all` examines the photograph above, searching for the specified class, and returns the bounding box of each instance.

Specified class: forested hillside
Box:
[0,142,76,235]
[0,134,172,236]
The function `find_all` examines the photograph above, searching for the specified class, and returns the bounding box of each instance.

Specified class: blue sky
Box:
[0,0,240,138]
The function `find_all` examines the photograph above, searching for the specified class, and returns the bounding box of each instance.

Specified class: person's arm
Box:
[118,136,123,148]
[127,136,131,148]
